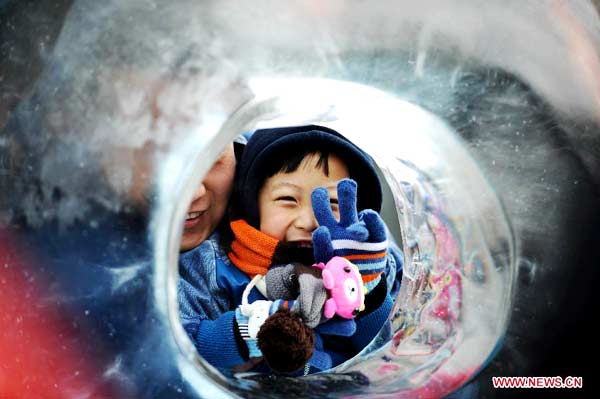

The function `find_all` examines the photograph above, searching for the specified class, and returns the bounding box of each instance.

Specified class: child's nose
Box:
[295,204,318,232]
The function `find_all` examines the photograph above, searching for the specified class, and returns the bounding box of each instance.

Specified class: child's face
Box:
[258,153,350,243]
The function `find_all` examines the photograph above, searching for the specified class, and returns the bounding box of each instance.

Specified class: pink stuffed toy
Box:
[314,256,366,319]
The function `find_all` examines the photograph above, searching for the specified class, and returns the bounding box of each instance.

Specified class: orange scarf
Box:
[229,220,279,278]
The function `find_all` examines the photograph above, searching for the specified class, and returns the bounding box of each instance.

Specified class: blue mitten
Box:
[315,317,356,336]
[312,178,388,293]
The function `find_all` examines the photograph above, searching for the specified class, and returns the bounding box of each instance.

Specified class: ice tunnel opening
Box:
[153,77,515,398]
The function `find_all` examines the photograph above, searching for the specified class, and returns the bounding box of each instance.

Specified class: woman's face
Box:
[180,144,236,252]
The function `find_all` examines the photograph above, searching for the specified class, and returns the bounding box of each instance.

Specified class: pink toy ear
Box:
[313,262,326,270]
[323,298,336,319]
[322,269,334,289]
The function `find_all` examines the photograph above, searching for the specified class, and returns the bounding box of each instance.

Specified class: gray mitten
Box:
[293,265,328,328]
[265,264,328,329]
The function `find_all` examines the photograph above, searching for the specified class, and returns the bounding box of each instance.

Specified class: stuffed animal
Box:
[238,274,315,374]
[243,257,364,374]
[314,256,366,320]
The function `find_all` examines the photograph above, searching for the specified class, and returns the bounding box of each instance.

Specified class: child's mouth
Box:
[291,240,312,248]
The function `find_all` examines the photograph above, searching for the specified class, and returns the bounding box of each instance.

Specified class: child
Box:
[178,125,402,375]
[227,125,401,372]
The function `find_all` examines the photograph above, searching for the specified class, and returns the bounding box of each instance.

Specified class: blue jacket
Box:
[178,232,403,374]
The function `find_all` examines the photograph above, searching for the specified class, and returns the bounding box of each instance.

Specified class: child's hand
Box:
[311,178,388,293]
[315,318,356,337]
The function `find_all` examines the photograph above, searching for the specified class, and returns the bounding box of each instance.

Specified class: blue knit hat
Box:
[234,125,382,228]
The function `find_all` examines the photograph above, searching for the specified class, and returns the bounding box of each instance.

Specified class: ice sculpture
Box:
[1,1,598,398]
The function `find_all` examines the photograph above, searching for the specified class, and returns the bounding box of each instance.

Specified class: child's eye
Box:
[276,196,297,203]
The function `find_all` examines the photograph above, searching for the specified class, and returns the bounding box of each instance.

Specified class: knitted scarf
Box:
[229,219,315,278]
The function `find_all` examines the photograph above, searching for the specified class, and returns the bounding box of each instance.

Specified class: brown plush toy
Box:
[257,308,315,373]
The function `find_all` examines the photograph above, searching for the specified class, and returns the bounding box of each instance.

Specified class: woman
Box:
[178,143,241,324]
[180,144,237,252]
